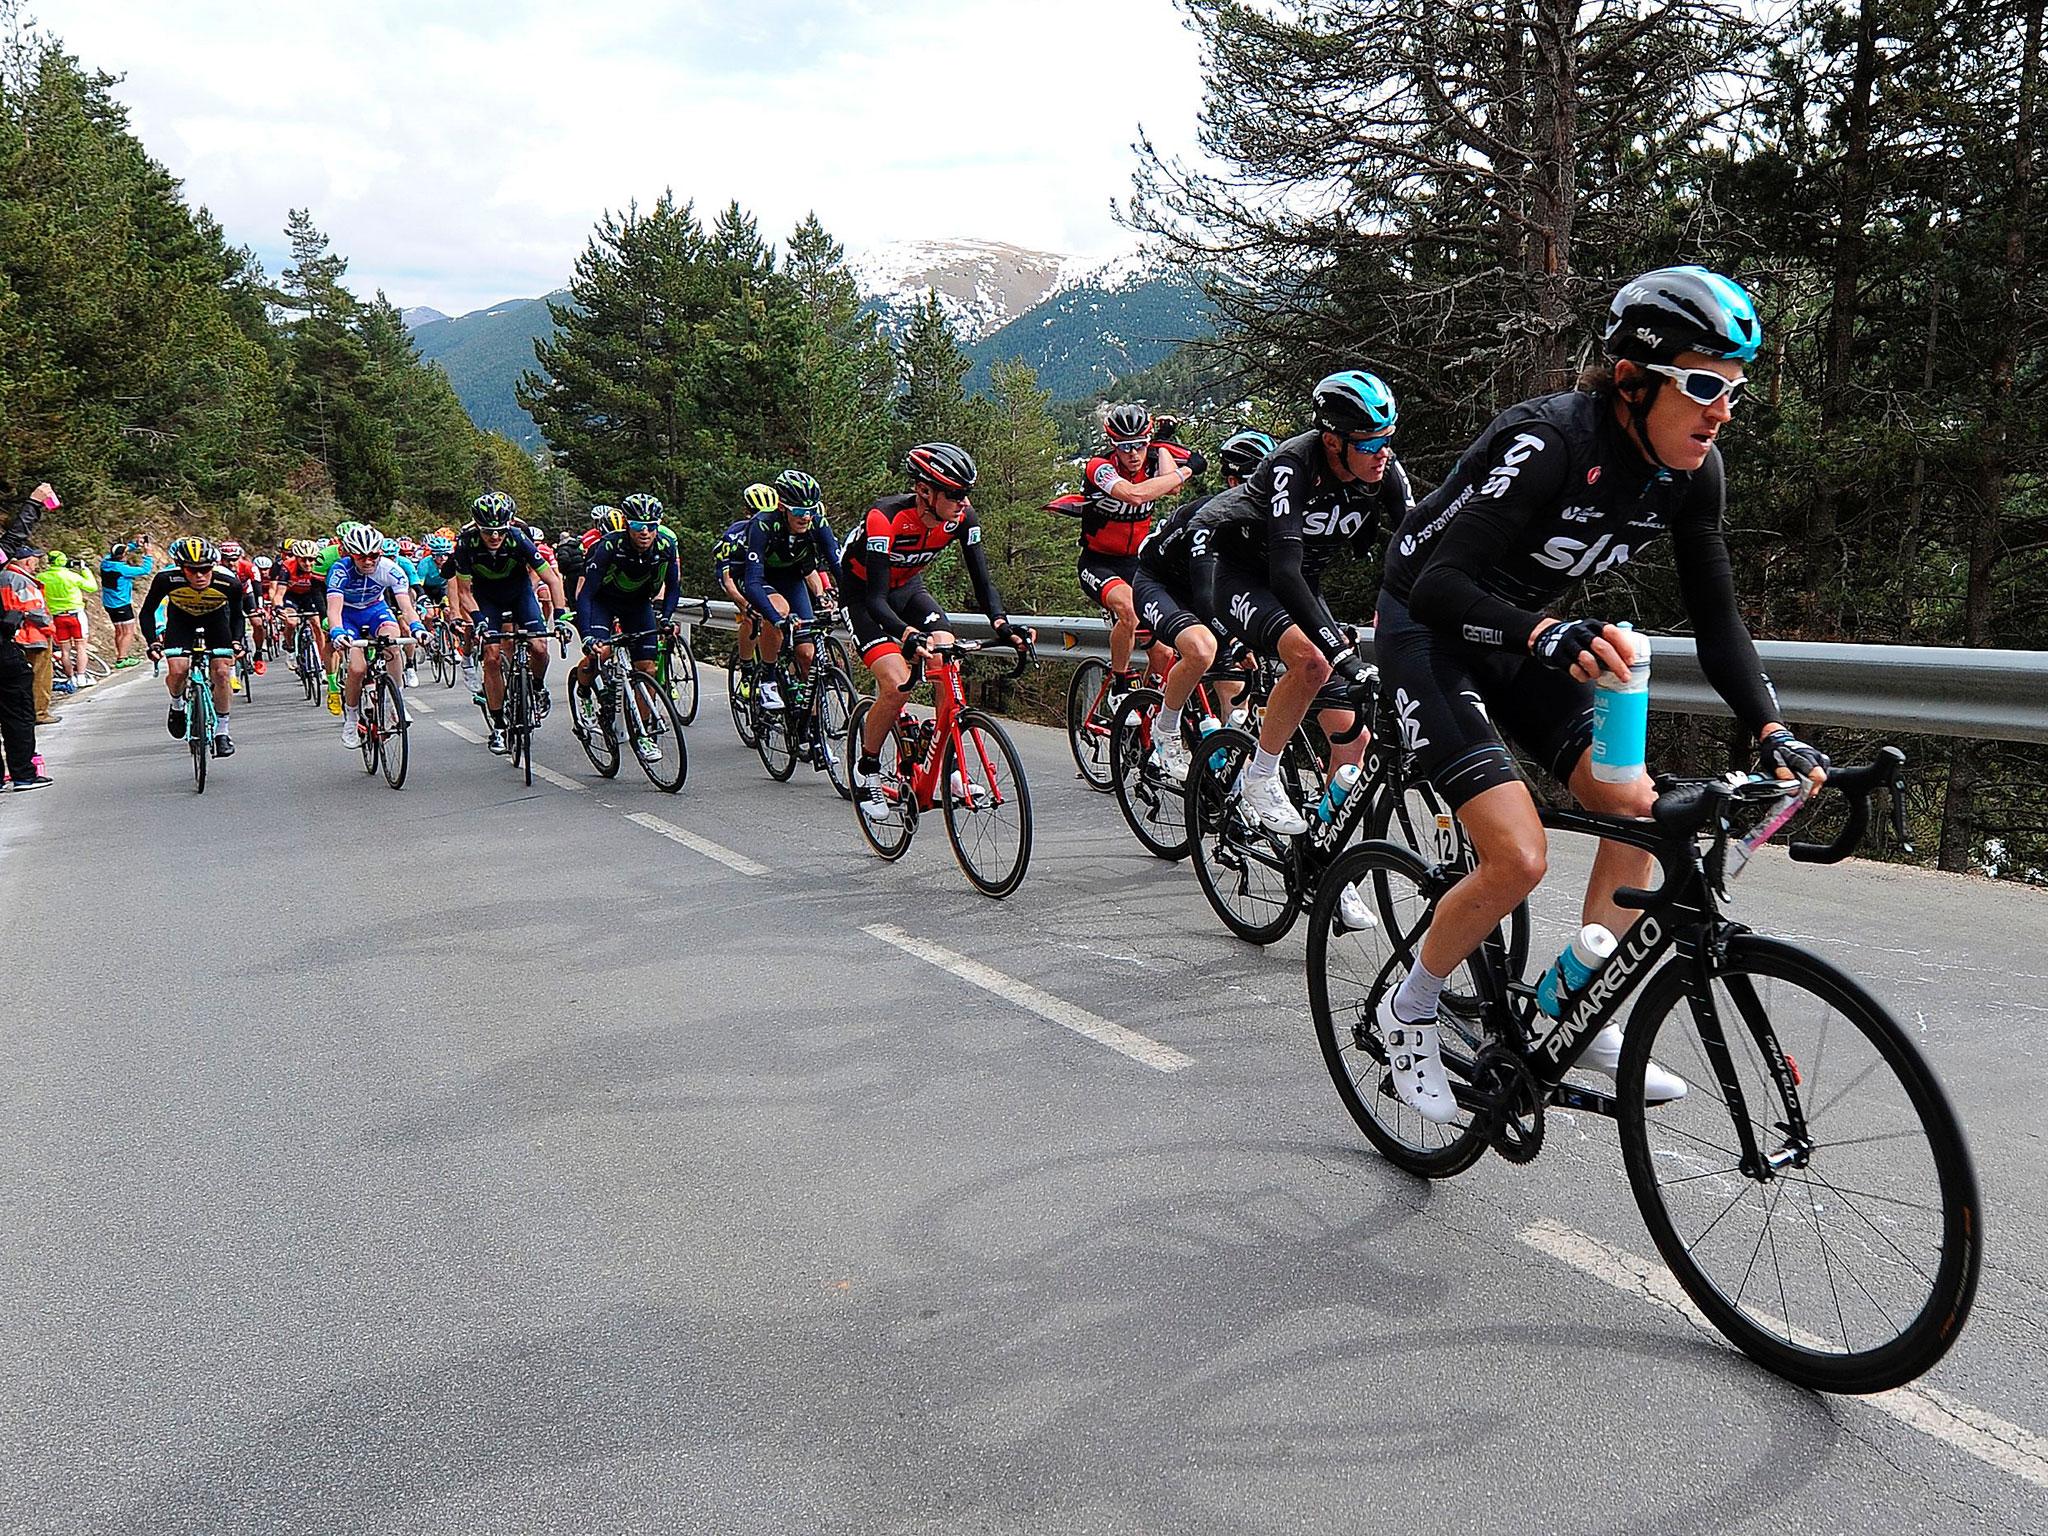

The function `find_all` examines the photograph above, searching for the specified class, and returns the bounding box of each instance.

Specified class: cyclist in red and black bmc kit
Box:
[842,442,1030,820]
[1074,403,1202,698]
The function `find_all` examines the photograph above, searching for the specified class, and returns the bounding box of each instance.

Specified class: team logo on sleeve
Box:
[1480,432,1548,498]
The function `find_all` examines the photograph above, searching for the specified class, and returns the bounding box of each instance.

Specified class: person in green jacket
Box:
[37,550,97,692]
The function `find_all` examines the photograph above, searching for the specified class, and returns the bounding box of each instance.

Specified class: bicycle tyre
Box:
[1365,776,1531,985]
[575,676,622,778]
[505,657,533,788]
[378,677,409,790]
[1185,727,1304,945]
[1109,689,1190,862]
[1065,659,1114,791]
[237,655,253,703]
[667,636,700,725]
[728,663,759,748]
[816,665,857,800]
[822,632,854,682]
[190,689,207,794]
[848,698,916,861]
[756,674,799,782]
[941,708,1032,899]
[626,671,688,793]
[1616,935,1980,1394]
[1306,840,1498,1178]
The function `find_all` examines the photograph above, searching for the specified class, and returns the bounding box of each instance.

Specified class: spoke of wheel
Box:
[1796,1165,1941,1278]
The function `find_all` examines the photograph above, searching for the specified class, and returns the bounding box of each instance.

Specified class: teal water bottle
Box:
[1200,714,1227,774]
[1590,624,1651,784]
[1536,924,1618,1018]
[1315,762,1363,825]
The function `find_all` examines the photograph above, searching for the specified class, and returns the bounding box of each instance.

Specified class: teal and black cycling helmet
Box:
[772,469,823,515]
[1603,265,1761,366]
[1312,371,1397,438]
[1217,430,1277,480]
[470,491,517,528]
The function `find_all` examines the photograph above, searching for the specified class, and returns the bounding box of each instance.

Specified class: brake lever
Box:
[1888,766,1915,856]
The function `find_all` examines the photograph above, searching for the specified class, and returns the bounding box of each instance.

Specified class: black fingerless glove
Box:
[1530,617,1609,672]
[1760,728,1830,780]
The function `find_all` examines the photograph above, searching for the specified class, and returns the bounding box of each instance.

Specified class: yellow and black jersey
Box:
[139,565,248,641]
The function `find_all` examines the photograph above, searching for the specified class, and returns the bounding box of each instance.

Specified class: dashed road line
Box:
[861,923,1192,1073]
[624,811,770,876]
[531,763,585,792]
[439,720,484,745]
[1519,1218,2048,1492]
[408,697,435,715]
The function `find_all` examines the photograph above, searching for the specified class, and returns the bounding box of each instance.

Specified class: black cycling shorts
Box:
[102,601,135,624]
[1372,589,1595,809]
[1208,559,1301,657]
[1078,550,1138,607]
[160,607,235,655]
[846,579,947,667]
[1130,560,1205,649]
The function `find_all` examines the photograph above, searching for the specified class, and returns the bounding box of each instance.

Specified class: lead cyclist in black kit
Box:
[1370,266,1831,1122]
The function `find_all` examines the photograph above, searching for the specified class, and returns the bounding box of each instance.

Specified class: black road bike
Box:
[751,615,856,797]
[1306,748,1979,1394]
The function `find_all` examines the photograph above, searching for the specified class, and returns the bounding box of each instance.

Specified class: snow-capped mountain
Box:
[400,305,450,331]
[849,239,1075,342]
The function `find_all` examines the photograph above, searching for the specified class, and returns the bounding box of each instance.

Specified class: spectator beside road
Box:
[0,547,53,789]
[11,551,59,724]
[2,481,60,559]
[99,538,157,667]
[37,550,96,692]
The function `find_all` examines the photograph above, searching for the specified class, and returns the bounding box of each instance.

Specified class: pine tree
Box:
[894,290,972,453]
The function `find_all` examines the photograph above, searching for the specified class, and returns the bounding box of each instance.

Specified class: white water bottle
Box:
[1315,762,1362,825]
[1590,624,1651,784]
[1536,924,1617,1018]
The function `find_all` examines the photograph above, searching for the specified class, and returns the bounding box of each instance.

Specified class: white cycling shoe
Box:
[1377,994,1459,1124]
[1336,881,1374,931]
[856,770,893,822]
[1578,1023,1688,1103]
[340,718,361,749]
[1152,734,1192,783]
[1237,770,1308,836]
[402,665,419,689]
[758,680,784,709]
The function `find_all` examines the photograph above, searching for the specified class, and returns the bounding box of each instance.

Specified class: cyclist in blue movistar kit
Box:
[741,469,842,711]
[571,494,682,748]
[1369,266,1823,1123]
[712,504,762,702]
[325,523,427,749]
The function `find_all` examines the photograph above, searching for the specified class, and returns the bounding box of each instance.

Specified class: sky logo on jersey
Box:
[1269,463,1294,517]
[1394,688,1428,753]
[1480,432,1548,499]
[1229,592,1255,632]
[1533,533,1633,578]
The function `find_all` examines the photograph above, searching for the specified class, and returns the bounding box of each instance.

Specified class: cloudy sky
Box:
[41,0,1207,317]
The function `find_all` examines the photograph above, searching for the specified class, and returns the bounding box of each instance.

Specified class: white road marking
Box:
[439,720,484,744]
[1519,1218,2048,1492]
[408,697,435,715]
[861,923,1192,1074]
[623,812,770,876]
[531,763,585,792]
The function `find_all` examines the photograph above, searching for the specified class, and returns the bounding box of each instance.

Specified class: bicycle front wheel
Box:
[728,663,759,748]
[1065,659,1114,791]
[666,636,700,724]
[848,698,916,861]
[626,672,688,793]
[1617,935,1980,1394]
[1306,841,1498,1178]
[1185,728,1303,945]
[756,681,799,782]
[816,665,857,800]
[1109,689,1189,861]
[377,678,409,790]
[941,709,1032,898]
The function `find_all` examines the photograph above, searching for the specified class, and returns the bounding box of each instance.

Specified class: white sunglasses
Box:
[1643,362,1747,408]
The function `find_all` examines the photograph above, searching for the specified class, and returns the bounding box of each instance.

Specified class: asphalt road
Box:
[3,658,2043,1535]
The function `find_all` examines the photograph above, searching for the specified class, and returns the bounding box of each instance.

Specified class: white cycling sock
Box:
[1392,961,1449,1024]
[1158,702,1184,737]
[1246,747,1282,782]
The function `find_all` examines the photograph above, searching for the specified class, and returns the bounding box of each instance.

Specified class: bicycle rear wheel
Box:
[1366,774,1531,987]
[575,676,621,778]
[1617,935,1980,1394]
[626,671,687,792]
[377,677,409,789]
[1065,659,1114,791]
[1109,690,1189,861]
[665,636,700,724]
[1306,841,1498,1178]
[848,698,916,861]
[941,708,1032,898]
[1185,728,1303,945]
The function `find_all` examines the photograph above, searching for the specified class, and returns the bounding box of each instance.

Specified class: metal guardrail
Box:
[679,599,2048,745]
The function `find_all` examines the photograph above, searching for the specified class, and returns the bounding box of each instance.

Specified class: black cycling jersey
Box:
[1380,388,1777,731]
[1135,493,1216,589]
[742,508,842,613]
[1187,430,1408,655]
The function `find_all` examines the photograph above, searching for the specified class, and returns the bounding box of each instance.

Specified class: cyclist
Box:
[1073,403,1201,699]
[446,492,568,755]
[711,507,761,704]
[325,523,427,749]
[1188,372,1409,837]
[277,540,327,669]
[571,496,682,753]
[1126,429,1278,783]
[742,470,842,712]
[842,443,1029,820]
[138,536,246,757]
[1371,265,1823,1121]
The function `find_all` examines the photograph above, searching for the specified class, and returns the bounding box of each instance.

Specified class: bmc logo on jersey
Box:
[1532,532,1633,578]
[1303,503,1369,538]
[1481,432,1548,499]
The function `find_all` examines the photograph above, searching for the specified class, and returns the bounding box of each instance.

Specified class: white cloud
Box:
[39,0,1206,315]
